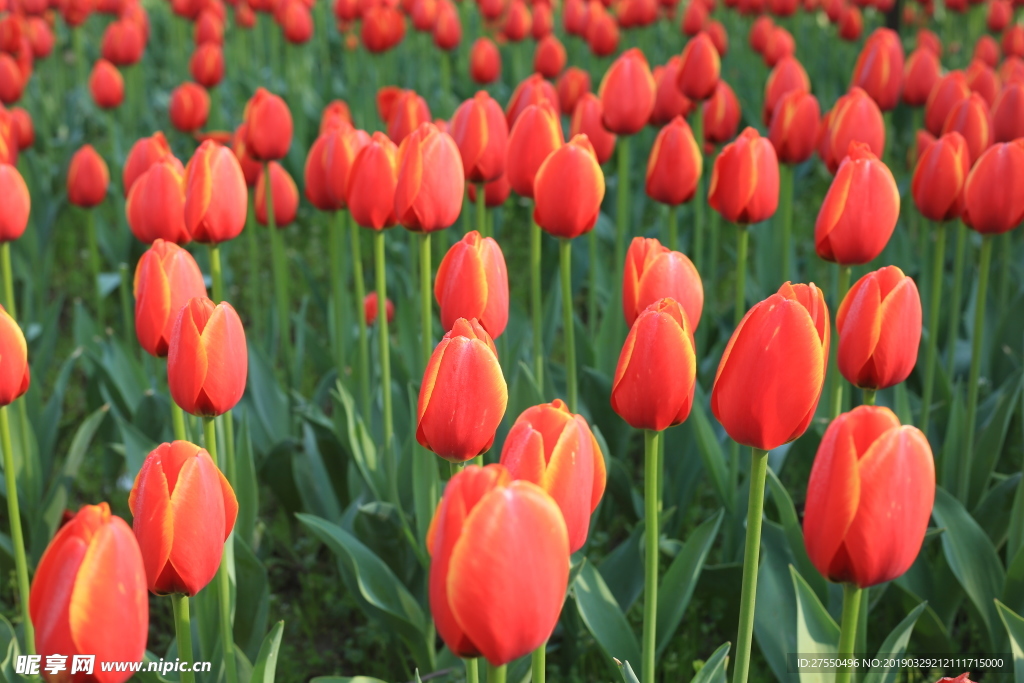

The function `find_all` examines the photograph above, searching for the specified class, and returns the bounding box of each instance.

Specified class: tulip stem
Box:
[330,212,348,382]
[862,389,876,406]
[531,219,544,390]
[209,243,224,303]
[921,221,946,437]
[959,235,994,504]
[835,583,863,683]
[642,430,661,683]
[170,594,196,683]
[420,233,433,369]
[560,239,577,413]
[203,416,239,683]
[946,222,968,377]
[829,265,852,419]
[1,242,15,317]
[615,135,632,346]
[375,231,393,460]
[465,659,479,683]
[476,185,487,238]
[265,164,292,384]
[119,263,133,349]
[350,222,371,418]
[732,447,768,683]
[531,644,545,683]
[779,164,793,284]
[667,205,678,253]
[485,663,506,683]
[0,404,33,655]
[588,231,598,338]
[245,196,261,332]
[692,113,705,273]
[734,225,749,327]
[171,402,188,441]
[85,208,103,323]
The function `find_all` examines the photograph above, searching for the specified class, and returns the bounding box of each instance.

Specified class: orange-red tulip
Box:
[506,101,564,198]
[505,73,559,127]
[836,266,921,390]
[304,131,340,212]
[68,144,109,208]
[254,161,298,227]
[435,230,509,337]
[9,106,31,151]
[586,3,619,56]
[534,134,605,239]
[645,116,702,206]
[503,0,531,41]
[500,400,606,552]
[129,440,237,595]
[280,0,313,42]
[682,0,707,35]
[126,158,190,244]
[622,236,702,330]
[677,31,720,100]
[124,131,175,195]
[989,0,1012,31]
[189,42,224,88]
[347,131,399,230]
[428,464,569,665]
[992,82,1024,142]
[851,28,904,111]
[749,15,773,53]
[30,503,148,683]
[195,9,224,44]
[433,0,461,49]
[803,406,934,587]
[1001,56,1024,85]
[918,28,942,56]
[963,139,1024,234]
[417,318,507,461]
[762,55,809,124]
[712,282,829,450]
[556,66,591,115]
[569,93,616,164]
[650,57,693,125]
[1005,24,1024,57]
[975,34,1000,67]
[815,142,899,265]
[763,25,795,67]
[364,291,395,325]
[823,86,885,173]
[598,47,656,135]
[966,58,1000,107]
[184,140,248,243]
[243,87,292,160]
[395,122,464,232]
[925,71,971,135]
[703,79,741,144]
[911,131,970,221]
[386,89,431,143]
[323,125,371,209]
[89,58,124,109]
[709,127,779,224]
[320,100,352,133]
[167,297,247,417]
[361,4,405,52]
[169,81,210,133]
[450,91,508,184]
[563,0,588,36]
[133,239,207,357]
[100,17,143,65]
[534,34,565,78]
[941,92,992,164]
[532,2,553,39]
[902,47,941,107]
[0,303,28,405]
[470,37,501,84]
[611,297,696,430]
[838,5,862,40]
[0,163,29,243]
[769,89,820,164]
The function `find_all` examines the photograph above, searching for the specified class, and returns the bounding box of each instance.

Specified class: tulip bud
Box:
[965,59,1000,108]
[534,34,566,78]
[902,47,941,107]
[100,18,144,65]
[416,318,507,461]
[569,93,616,164]
[763,25,795,66]
[30,503,148,683]
[394,122,464,232]
[768,89,820,165]
[0,303,28,405]
[320,100,352,133]
[988,0,1012,31]
[963,140,1024,234]
[255,161,298,227]
[428,464,569,665]
[1001,56,1024,85]
[133,239,207,357]
[851,28,904,111]
[992,82,1024,142]
[803,406,934,587]
[126,158,190,245]
[347,131,400,230]
[304,131,338,212]
[243,87,293,161]
[169,81,210,133]
[703,79,741,145]
[975,35,999,67]
[435,230,509,337]
[195,9,224,44]
[749,15,773,54]
[677,31,720,101]
[189,42,224,88]
[911,131,971,222]
[650,57,693,125]
[557,66,591,116]
[598,47,656,135]
[450,91,508,184]
[611,298,697,431]
[182,141,248,244]
[167,297,248,417]
[503,0,531,41]
[364,291,395,325]
[623,234,702,330]
[824,87,886,174]
[712,282,829,450]
[68,144,109,208]
[386,89,431,144]
[433,0,461,50]
[1005,24,1024,57]
[505,73,559,128]
[762,56,809,124]
[586,2,619,55]
[129,440,237,595]
[500,399,607,552]
[469,37,501,84]
[124,131,175,195]
[709,127,779,224]
[940,92,992,165]
[925,71,971,136]
[682,0,707,35]
[9,107,31,151]
[89,58,124,109]
[0,163,29,243]
[361,5,406,52]
[507,102,564,200]
[532,3,553,39]
[838,5,862,40]
[280,0,313,42]
[534,134,605,239]
[466,173,511,208]
[645,116,702,206]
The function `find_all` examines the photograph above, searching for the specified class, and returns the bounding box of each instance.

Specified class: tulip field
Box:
[5,0,1024,679]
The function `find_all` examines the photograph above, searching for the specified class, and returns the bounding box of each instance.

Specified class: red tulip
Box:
[622,236,702,330]
[534,134,605,239]
[940,92,992,164]
[500,399,607,552]
[838,5,862,40]
[194,9,224,44]
[435,230,509,337]
[503,0,532,41]
[803,406,934,587]
[347,132,400,230]
[569,93,616,165]
[709,127,779,224]
[988,0,1012,32]
[532,2,553,38]
[126,158,190,245]
[1005,24,1024,57]
[89,58,124,109]
[243,87,293,161]
[712,282,829,450]
[100,18,144,65]
[133,239,207,357]
[361,4,405,52]
[505,73,559,128]
[650,57,693,125]
[534,34,565,78]
[364,291,395,325]
[645,116,702,206]
[319,99,352,133]
[255,161,298,227]
[280,0,313,43]
[0,162,29,243]
[769,89,820,165]
[417,318,507,461]
[0,303,27,405]
[169,81,210,133]
[395,122,464,232]
[598,47,656,135]
[966,58,1001,107]
[129,440,237,595]
[703,79,741,145]
[677,31,720,101]
[749,15,773,53]
[992,82,1024,142]
[470,37,501,84]
[31,503,148,683]
[506,101,564,198]
[851,28,904,111]
[585,2,619,56]
[1001,56,1024,85]
[911,131,971,221]
[428,464,569,665]
[763,25,795,67]
[823,87,885,174]
[975,34,1000,67]
[611,298,697,431]
[925,71,971,136]
[556,66,591,116]
[450,91,508,184]
[124,131,175,195]
[189,42,224,88]
[963,139,1024,234]
[68,144,109,208]
[167,297,248,417]
[762,56,809,125]
[902,47,941,107]
[681,0,707,35]
[386,89,431,144]
[9,106,31,151]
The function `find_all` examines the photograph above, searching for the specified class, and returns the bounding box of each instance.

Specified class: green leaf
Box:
[973,473,1021,548]
[0,613,19,683]
[932,486,1006,649]
[115,412,158,483]
[616,660,641,683]
[333,382,386,500]
[294,423,342,522]
[753,523,798,681]
[688,388,732,511]
[688,642,731,683]
[598,522,645,613]
[970,370,1023,505]
[791,565,839,683]
[296,513,432,670]
[765,467,828,604]
[573,559,643,677]
[997,600,1024,683]
[249,621,284,683]
[408,382,438,549]
[309,678,389,683]
[862,602,927,683]
[234,412,260,548]
[233,535,270,662]
[656,509,724,658]
[246,343,290,446]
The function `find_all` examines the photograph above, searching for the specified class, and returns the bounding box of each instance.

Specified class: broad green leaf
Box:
[862,602,927,683]
[617,660,641,683]
[310,678,389,683]
[34,346,80,474]
[246,343,291,446]
[0,613,18,683]
[973,473,1021,548]
[250,621,284,683]
[234,412,260,548]
[598,522,645,613]
[688,387,732,511]
[689,642,731,683]
[408,382,438,549]
[1005,546,1024,614]
[791,565,839,683]
[115,412,158,483]
[333,382,386,500]
[997,600,1024,683]
[932,486,1006,649]
[573,559,642,677]
[753,523,797,681]
[970,370,1023,505]
[294,423,342,522]
[656,509,724,658]
[233,536,270,662]
[765,467,828,603]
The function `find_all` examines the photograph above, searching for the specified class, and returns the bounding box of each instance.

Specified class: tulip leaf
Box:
[688,642,731,683]
[1004,546,1024,615]
[598,521,645,613]
[688,386,732,511]
[88,337,146,418]
[408,382,438,549]
[33,345,81,478]
[940,388,966,492]
[973,472,1022,549]
[791,565,839,683]
[573,559,643,678]
[246,342,291,448]
[996,600,1024,683]
[233,535,270,662]
[309,678,389,683]
[294,422,343,522]
[932,486,1007,650]
[861,601,927,683]
[333,382,387,501]
[0,612,18,683]
[655,509,724,659]
[970,371,1023,506]
[250,620,285,683]
[296,513,433,671]
[616,659,641,683]
[765,467,828,604]
[753,523,798,681]
[234,412,260,548]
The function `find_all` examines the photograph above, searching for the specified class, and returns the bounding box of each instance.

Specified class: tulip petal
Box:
[837,275,882,384]
[543,418,595,552]
[167,305,209,412]
[167,455,226,594]
[869,278,922,387]
[30,534,87,666]
[129,453,174,590]
[197,303,247,415]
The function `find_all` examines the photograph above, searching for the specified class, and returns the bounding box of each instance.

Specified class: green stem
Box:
[351,222,371,418]
[209,243,223,303]
[692,112,705,273]
[921,222,946,436]
[731,447,769,683]
[119,263,132,348]
[588,230,598,338]
[667,204,678,253]
[560,239,577,412]
[946,222,967,377]
[959,235,993,503]
[531,645,545,683]
[330,211,348,380]
[734,225,749,327]
[531,219,544,389]
[171,401,187,441]
[829,265,852,419]
[2,242,15,317]
[779,164,793,283]
[862,388,876,406]
[203,417,238,683]
[476,184,487,238]
[439,51,452,116]
[420,233,433,368]
[642,430,661,683]
[85,209,103,322]
[1,405,33,654]
[245,196,261,332]
[222,412,236,485]
[465,659,479,683]
[998,231,1012,316]
[615,135,632,346]
[486,663,506,683]
[835,584,863,683]
[265,164,292,381]
[375,231,393,458]
[170,594,197,683]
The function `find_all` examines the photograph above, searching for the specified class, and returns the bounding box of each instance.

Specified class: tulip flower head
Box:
[507,101,564,198]
[449,91,508,184]
[803,406,935,587]
[347,131,400,230]
[0,162,29,242]
[762,56,810,124]
[823,87,886,173]
[169,82,210,133]
[911,131,970,222]
[534,34,566,78]
[622,236,703,330]
[68,144,110,208]
[925,71,971,136]
[533,134,605,239]
[255,161,299,227]
[243,87,293,161]
[394,122,464,232]
[598,47,656,135]
[126,158,190,245]
[505,73,560,128]
[850,28,904,111]
[769,89,820,165]
[650,57,694,125]
[703,79,741,145]
[645,115,702,206]
[940,92,993,165]
[902,47,941,107]
[134,239,208,357]
[129,440,238,595]
[992,82,1024,142]
[708,127,779,224]
[89,58,124,109]
[364,291,395,325]
[569,93,617,165]
[677,31,720,101]
[963,139,1024,234]
[435,230,509,338]
[557,67,592,116]
[470,37,501,84]
[124,131,175,195]
[184,140,248,244]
